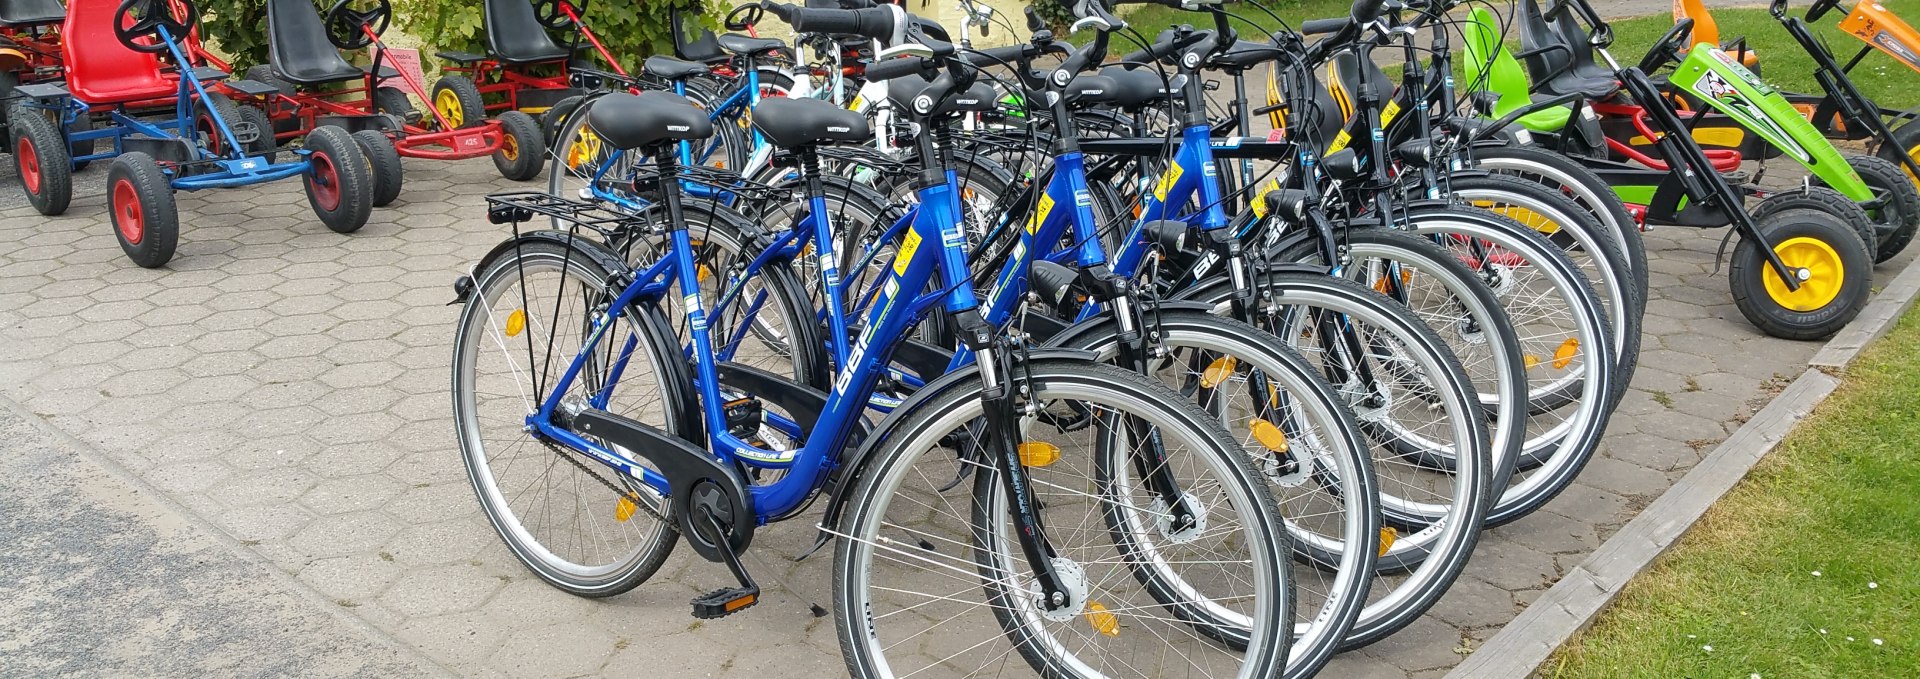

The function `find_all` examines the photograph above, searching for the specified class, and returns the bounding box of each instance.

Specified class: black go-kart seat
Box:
[716,33,785,59]
[486,0,570,64]
[0,0,65,27]
[1518,0,1617,99]
[267,0,396,85]
[887,77,997,116]
[1549,5,1616,81]
[1100,65,1171,110]
[671,5,724,63]
[1330,48,1392,121]
[587,91,713,149]
[753,96,870,148]
[643,55,709,81]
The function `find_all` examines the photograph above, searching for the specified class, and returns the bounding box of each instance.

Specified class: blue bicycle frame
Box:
[526,172,978,521]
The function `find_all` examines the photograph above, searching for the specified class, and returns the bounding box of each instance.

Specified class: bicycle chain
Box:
[542,439,671,526]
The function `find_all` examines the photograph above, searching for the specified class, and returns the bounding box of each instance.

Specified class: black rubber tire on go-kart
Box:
[372,86,418,125]
[350,128,404,208]
[194,91,251,159]
[1823,154,1920,263]
[238,103,278,164]
[539,94,584,148]
[1730,203,1872,341]
[10,105,72,216]
[301,125,374,233]
[491,110,544,181]
[1750,185,1879,266]
[1874,115,1920,191]
[429,74,487,129]
[242,64,297,97]
[107,152,180,269]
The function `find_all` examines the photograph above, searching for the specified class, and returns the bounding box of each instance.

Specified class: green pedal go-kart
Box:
[1466,0,1883,339]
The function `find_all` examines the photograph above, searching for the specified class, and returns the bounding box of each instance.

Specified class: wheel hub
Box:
[1763,237,1844,312]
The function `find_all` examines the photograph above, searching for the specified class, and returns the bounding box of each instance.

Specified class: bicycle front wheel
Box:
[833,358,1294,678]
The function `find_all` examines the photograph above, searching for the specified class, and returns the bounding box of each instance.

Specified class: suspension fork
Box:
[960,314,1072,607]
[1084,266,1202,532]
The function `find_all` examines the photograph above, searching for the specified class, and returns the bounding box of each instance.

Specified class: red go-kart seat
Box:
[61,0,177,104]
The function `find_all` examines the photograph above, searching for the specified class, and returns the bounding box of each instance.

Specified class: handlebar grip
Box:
[1298,17,1347,35]
[865,55,933,81]
[1350,0,1385,23]
[963,43,1039,67]
[764,3,896,40]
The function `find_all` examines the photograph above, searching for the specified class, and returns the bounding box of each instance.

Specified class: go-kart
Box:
[428,0,623,135]
[0,0,81,155]
[239,0,543,207]
[1465,0,1877,339]
[9,0,372,268]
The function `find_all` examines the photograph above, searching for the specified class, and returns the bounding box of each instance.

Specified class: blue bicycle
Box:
[451,6,1297,675]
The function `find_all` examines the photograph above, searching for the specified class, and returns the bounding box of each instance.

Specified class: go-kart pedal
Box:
[1718,168,1751,185]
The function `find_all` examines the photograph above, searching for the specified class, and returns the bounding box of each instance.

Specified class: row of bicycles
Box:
[441,0,1903,677]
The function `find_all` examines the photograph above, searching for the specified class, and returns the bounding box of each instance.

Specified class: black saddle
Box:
[752,96,869,149]
[1100,66,1171,109]
[1063,75,1119,109]
[0,0,64,27]
[716,33,785,58]
[644,55,709,81]
[267,0,394,85]
[887,77,997,116]
[1518,0,1617,99]
[671,5,724,63]
[588,91,714,150]
[1211,39,1284,72]
[485,0,570,64]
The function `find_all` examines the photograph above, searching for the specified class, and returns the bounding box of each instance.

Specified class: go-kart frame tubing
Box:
[22,24,313,190]
[1772,0,1920,180]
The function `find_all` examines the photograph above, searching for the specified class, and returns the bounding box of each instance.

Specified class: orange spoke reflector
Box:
[1553,338,1580,369]
[504,309,526,337]
[1201,356,1237,388]
[1086,601,1121,637]
[1250,419,1289,454]
[1372,269,1413,293]
[615,493,640,522]
[1378,526,1398,557]
[1523,354,1540,370]
[1018,442,1060,468]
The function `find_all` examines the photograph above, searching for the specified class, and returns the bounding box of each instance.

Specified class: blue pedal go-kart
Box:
[9,0,372,267]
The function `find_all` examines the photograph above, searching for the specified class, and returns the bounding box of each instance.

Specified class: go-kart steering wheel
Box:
[114,0,196,54]
[1807,0,1843,22]
[1637,17,1694,73]
[532,0,580,31]
[724,3,763,32]
[324,0,391,50]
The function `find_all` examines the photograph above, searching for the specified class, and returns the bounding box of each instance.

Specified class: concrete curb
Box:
[1446,258,1920,679]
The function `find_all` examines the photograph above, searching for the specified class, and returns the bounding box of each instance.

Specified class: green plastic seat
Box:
[1461,7,1572,134]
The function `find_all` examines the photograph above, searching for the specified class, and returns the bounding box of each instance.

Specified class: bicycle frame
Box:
[530,155,977,520]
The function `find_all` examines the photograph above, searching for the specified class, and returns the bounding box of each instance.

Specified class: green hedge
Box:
[196,0,721,73]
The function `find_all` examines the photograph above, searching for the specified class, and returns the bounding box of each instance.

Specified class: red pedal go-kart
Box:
[0,0,86,156]
[239,0,543,207]
[430,0,627,139]
[10,0,372,267]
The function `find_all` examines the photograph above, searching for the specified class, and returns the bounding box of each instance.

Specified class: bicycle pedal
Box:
[691,586,760,619]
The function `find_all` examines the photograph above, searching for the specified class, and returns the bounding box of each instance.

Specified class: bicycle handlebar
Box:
[761,2,897,40]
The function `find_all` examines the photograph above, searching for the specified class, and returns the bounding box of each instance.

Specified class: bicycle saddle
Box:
[486,0,569,64]
[1210,39,1285,72]
[643,55,709,81]
[1100,65,1171,110]
[0,0,65,27]
[752,96,870,148]
[587,91,714,149]
[716,33,785,58]
[887,77,997,115]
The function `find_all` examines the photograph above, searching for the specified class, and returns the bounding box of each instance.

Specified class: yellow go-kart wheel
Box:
[430,74,486,130]
[1730,194,1872,341]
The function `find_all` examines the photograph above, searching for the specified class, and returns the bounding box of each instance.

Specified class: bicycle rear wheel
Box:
[452,236,685,597]
[834,359,1294,678]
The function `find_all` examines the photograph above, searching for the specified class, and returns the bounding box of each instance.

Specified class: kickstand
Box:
[746,548,830,618]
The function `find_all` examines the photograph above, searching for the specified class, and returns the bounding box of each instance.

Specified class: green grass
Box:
[1542,308,1920,678]
[1104,1,1920,110]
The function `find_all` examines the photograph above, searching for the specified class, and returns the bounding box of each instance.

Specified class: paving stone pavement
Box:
[0,149,1912,679]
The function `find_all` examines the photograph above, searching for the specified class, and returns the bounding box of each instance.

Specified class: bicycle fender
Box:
[1038,302,1216,350]
[808,348,1099,554]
